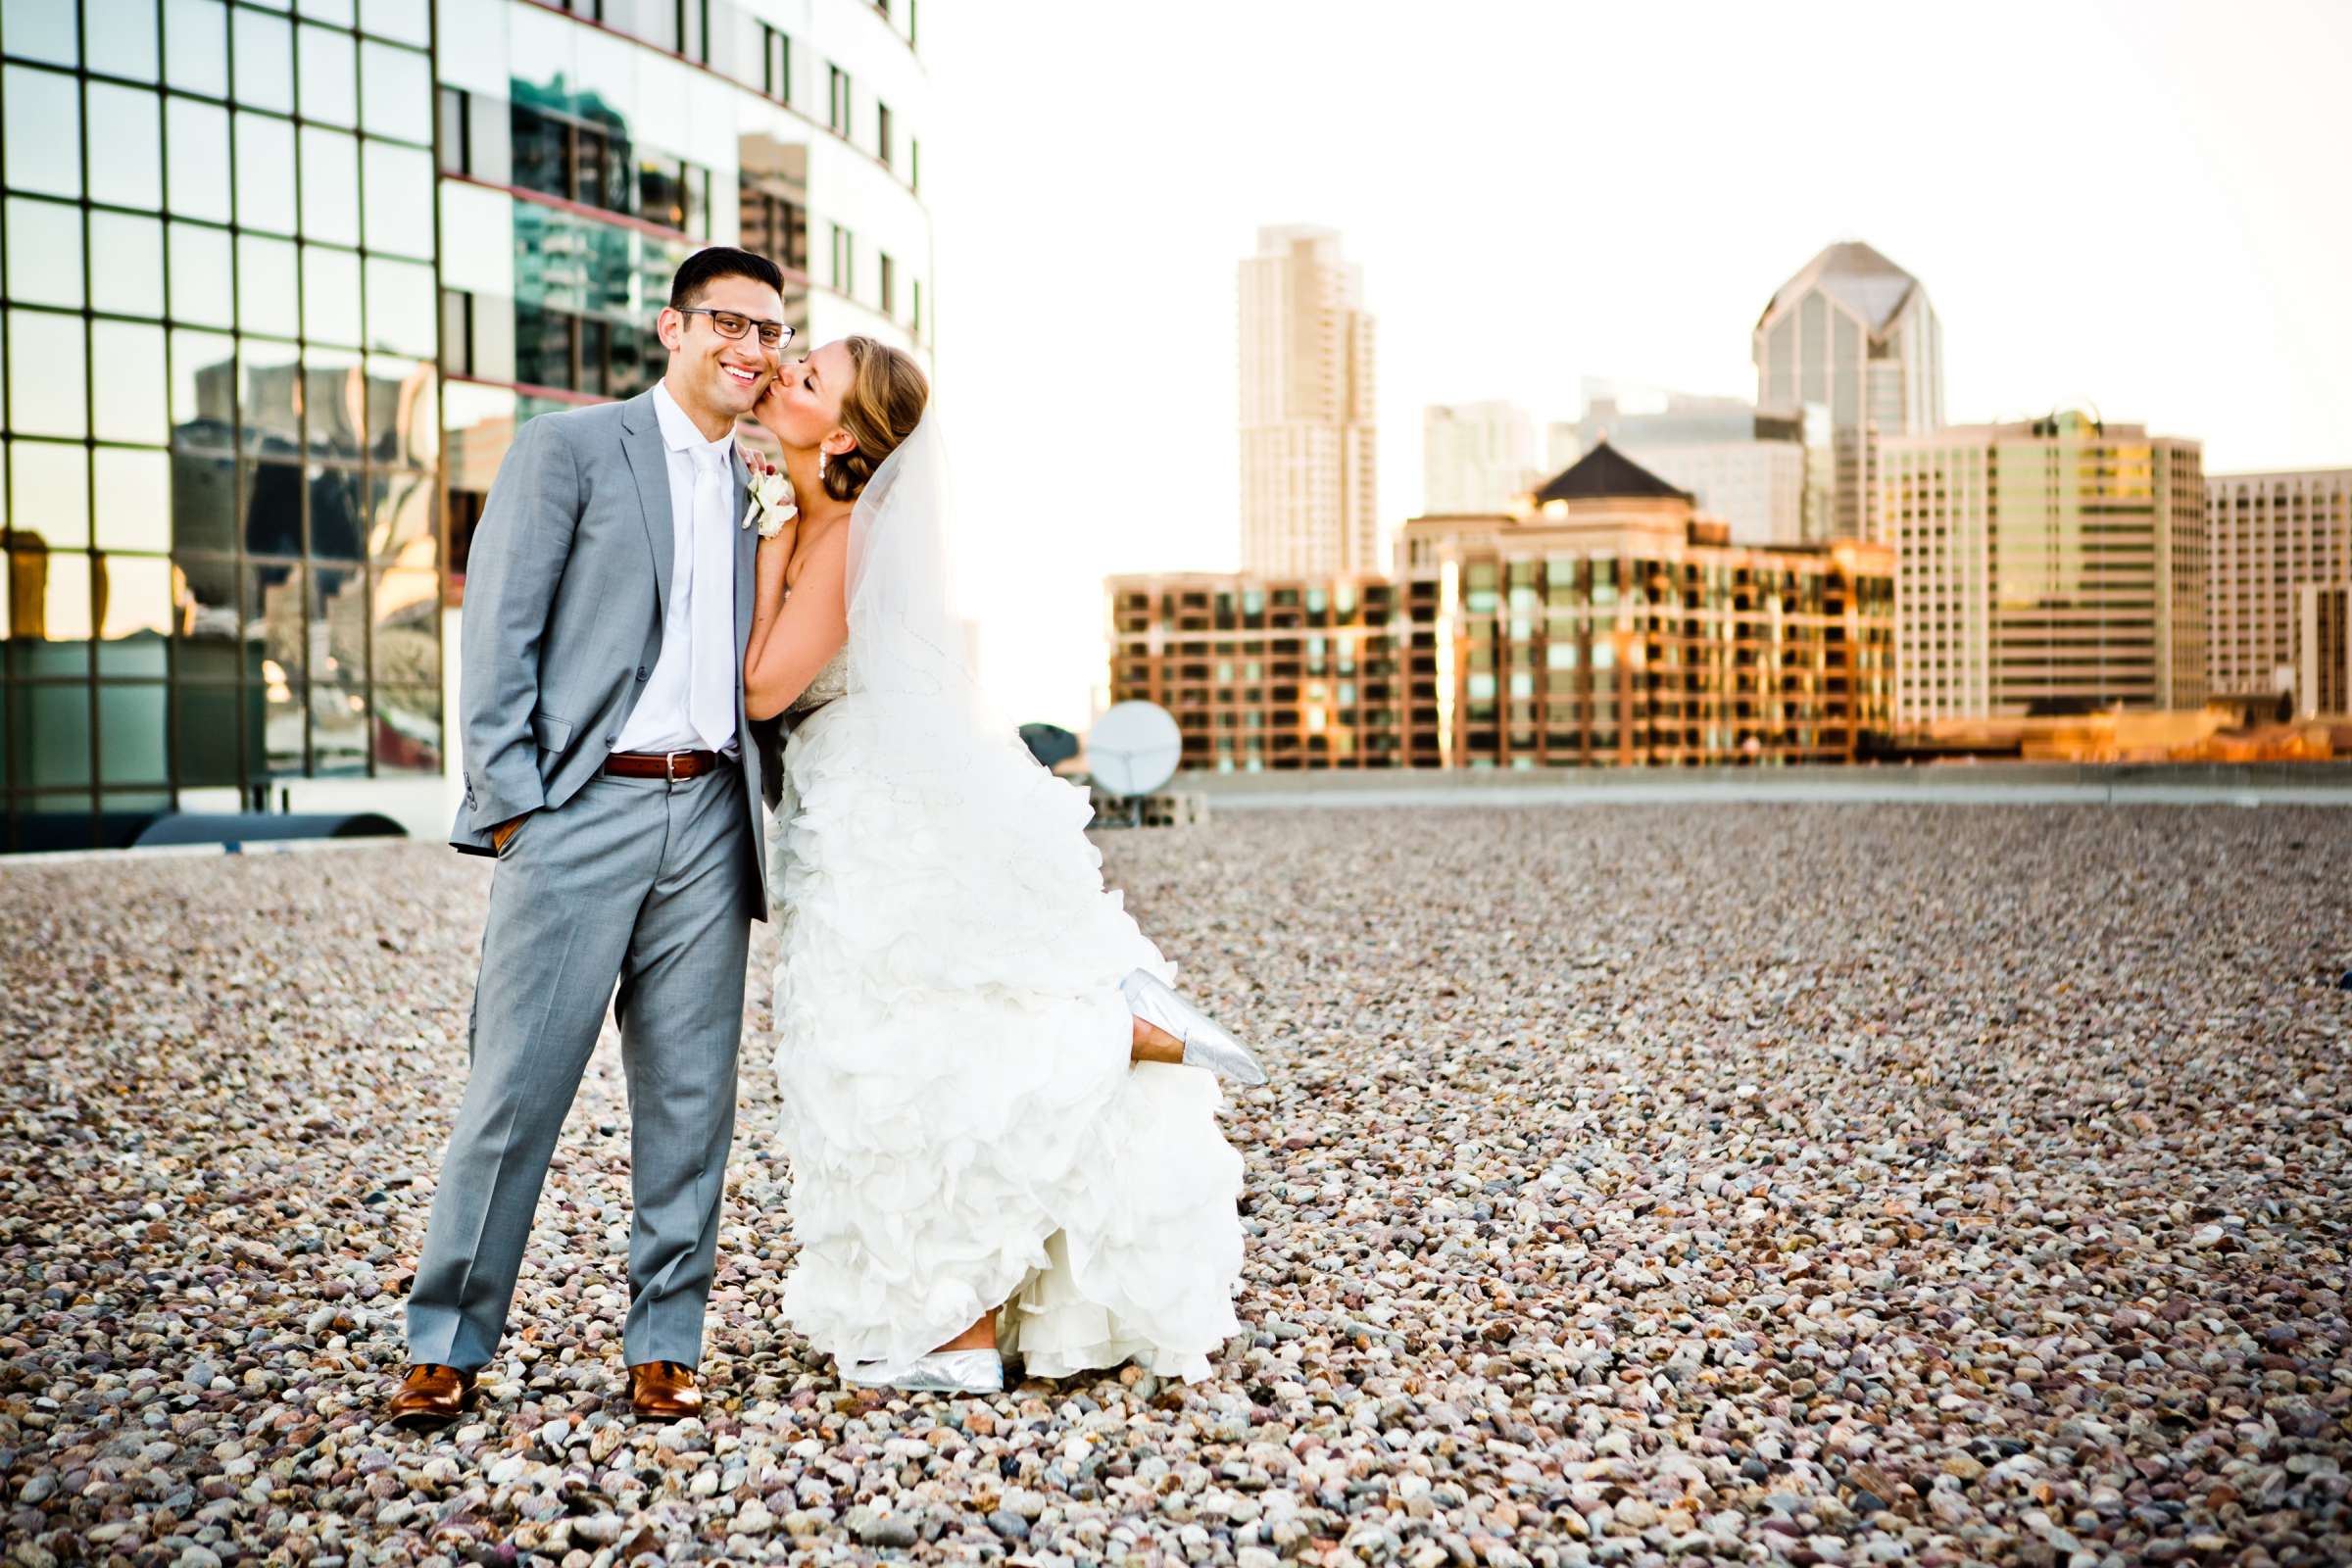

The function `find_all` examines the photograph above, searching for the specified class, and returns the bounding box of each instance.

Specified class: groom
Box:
[389,248,788,1428]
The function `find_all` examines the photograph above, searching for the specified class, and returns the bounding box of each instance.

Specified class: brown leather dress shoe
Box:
[628,1360,702,1421]
[385,1363,477,1429]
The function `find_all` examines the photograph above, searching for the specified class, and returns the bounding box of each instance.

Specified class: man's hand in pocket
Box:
[491,812,531,854]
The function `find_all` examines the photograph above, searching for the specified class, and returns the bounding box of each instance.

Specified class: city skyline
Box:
[925,0,2352,727]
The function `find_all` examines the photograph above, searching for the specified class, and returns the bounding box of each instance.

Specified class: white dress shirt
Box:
[613,382,740,757]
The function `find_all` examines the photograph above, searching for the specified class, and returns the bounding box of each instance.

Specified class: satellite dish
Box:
[1088,701,1183,799]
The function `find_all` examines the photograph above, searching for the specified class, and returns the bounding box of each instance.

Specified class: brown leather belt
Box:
[603,749,732,782]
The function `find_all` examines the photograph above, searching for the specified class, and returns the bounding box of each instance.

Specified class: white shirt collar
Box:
[652,381,737,464]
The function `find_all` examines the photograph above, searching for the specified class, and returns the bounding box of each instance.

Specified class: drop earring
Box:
[817,449,828,480]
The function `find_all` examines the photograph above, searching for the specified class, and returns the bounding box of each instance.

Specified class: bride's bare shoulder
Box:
[784,514,852,591]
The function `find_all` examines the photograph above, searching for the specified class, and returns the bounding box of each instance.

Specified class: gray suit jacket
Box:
[449,388,769,920]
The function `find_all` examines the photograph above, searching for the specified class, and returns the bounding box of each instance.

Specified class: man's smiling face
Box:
[660,271,786,426]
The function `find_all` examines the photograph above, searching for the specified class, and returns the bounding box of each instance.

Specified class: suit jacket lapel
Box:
[732,443,756,655]
[617,392,673,624]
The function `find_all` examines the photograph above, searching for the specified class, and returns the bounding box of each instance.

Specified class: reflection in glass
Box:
[165,97,232,222]
[373,683,439,772]
[247,559,304,680]
[8,311,88,440]
[263,669,303,773]
[90,211,166,319]
[361,139,434,259]
[231,7,294,113]
[172,682,241,785]
[95,448,172,553]
[310,466,366,560]
[85,0,163,81]
[86,84,164,209]
[4,0,78,65]
[5,198,85,309]
[24,685,93,787]
[7,439,90,547]
[233,111,298,234]
[170,552,239,674]
[243,462,303,557]
[359,39,432,142]
[370,565,438,682]
[239,338,301,453]
[367,470,433,565]
[366,357,435,468]
[167,223,234,328]
[3,66,81,199]
[170,328,239,455]
[305,352,365,460]
[92,320,171,446]
[8,551,93,675]
[98,555,172,677]
[297,24,357,126]
[299,126,361,244]
[364,257,436,356]
[237,235,300,339]
[164,0,230,96]
[302,246,365,348]
[315,564,368,774]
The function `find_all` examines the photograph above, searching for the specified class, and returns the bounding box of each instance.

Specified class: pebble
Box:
[0,809,2347,1565]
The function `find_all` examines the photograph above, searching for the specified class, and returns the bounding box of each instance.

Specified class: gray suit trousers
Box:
[407,764,755,1369]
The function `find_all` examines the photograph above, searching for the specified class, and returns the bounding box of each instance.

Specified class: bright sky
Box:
[921,0,2352,730]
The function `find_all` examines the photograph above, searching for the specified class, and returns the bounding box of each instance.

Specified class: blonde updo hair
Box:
[821,335,931,503]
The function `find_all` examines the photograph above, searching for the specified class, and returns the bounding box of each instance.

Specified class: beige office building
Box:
[1880,412,2206,726]
[1753,241,1944,542]
[1239,226,1380,575]
[2204,468,2352,714]
[1424,401,1536,515]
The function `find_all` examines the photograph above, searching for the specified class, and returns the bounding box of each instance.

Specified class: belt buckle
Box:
[665,751,681,784]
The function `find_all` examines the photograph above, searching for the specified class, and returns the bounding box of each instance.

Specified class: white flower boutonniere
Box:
[741,450,799,538]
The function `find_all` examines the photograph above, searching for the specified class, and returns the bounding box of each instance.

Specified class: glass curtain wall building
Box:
[0,0,930,852]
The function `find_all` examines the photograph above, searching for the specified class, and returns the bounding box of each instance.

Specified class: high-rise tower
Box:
[1239,226,1379,575]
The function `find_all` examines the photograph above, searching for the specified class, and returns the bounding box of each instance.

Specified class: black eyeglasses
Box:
[676,307,794,350]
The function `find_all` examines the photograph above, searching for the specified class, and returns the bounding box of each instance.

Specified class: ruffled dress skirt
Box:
[765,689,1246,1381]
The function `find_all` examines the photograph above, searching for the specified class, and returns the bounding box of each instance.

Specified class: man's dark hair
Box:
[669,246,785,311]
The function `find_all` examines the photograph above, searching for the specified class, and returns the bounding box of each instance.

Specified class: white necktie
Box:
[688,444,736,753]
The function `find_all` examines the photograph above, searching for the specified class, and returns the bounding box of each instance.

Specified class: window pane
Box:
[7,438,89,547]
[86,84,164,209]
[234,111,298,233]
[298,126,361,244]
[172,681,241,783]
[231,8,293,113]
[315,566,367,774]
[364,257,435,356]
[242,460,302,555]
[299,0,355,22]
[163,0,228,94]
[358,40,431,141]
[3,0,78,65]
[236,235,300,338]
[98,556,172,677]
[95,683,169,779]
[170,551,239,674]
[366,356,434,470]
[309,464,365,559]
[239,338,301,454]
[360,0,428,47]
[22,683,93,786]
[370,564,436,681]
[8,312,88,439]
[91,320,171,446]
[2,65,80,198]
[302,246,363,348]
[5,197,85,309]
[373,683,438,772]
[296,22,357,125]
[248,559,304,682]
[167,222,235,327]
[305,352,363,460]
[90,211,166,319]
[169,328,238,453]
[367,468,433,564]
[361,138,433,259]
[9,551,92,677]
[84,0,162,81]
[95,447,172,552]
[165,97,232,221]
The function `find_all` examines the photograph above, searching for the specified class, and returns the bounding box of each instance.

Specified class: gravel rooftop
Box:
[3,804,2348,1568]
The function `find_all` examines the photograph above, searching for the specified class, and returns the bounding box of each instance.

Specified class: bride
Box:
[739,336,1263,1395]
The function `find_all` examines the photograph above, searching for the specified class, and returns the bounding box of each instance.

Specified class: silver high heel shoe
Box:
[1122,969,1268,1086]
[842,1349,1004,1396]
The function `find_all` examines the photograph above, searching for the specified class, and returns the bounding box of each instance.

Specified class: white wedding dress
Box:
[761,422,1246,1383]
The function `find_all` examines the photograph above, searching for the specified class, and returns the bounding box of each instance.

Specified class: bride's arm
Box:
[744,524,849,721]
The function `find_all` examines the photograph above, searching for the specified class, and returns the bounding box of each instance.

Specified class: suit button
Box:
[636,666,649,680]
